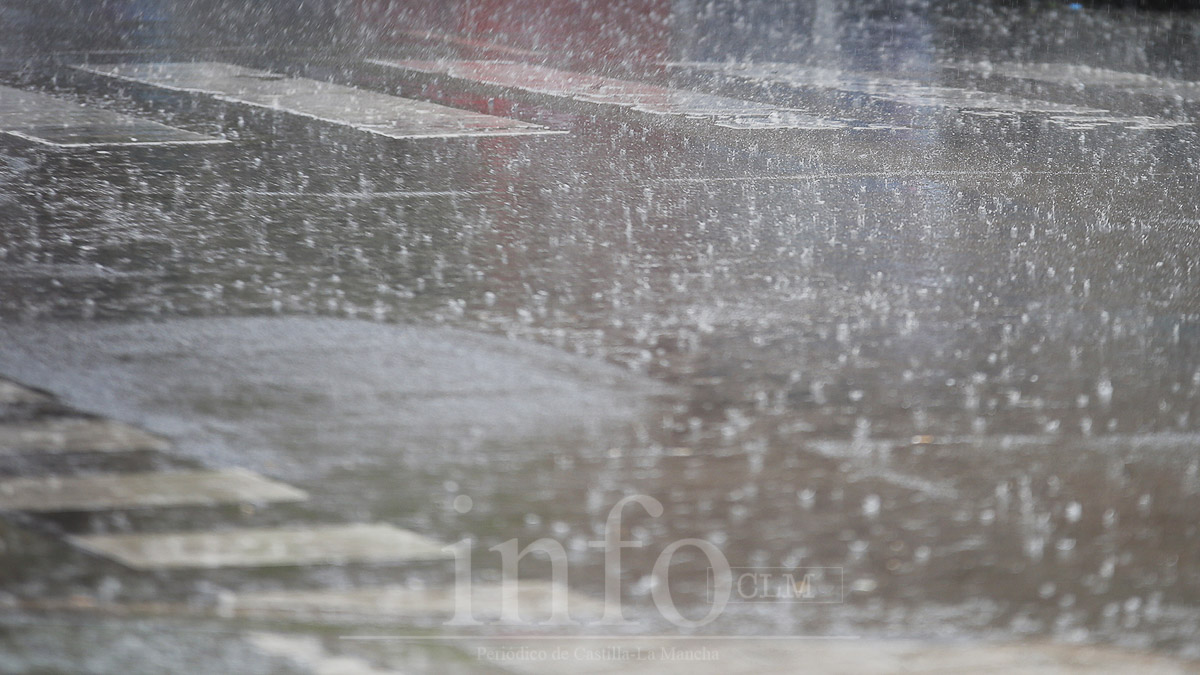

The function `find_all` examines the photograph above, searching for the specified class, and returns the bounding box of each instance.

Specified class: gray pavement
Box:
[2,0,1200,672]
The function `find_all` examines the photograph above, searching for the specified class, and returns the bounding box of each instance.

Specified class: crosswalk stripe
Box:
[0,468,307,512]
[0,377,51,405]
[676,62,1188,130]
[67,522,452,569]
[229,581,604,622]
[368,59,899,131]
[78,62,563,139]
[0,85,227,148]
[0,417,171,454]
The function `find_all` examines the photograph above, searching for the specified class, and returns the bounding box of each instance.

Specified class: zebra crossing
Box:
[7,380,1188,674]
[0,375,450,571]
[4,57,1199,672]
[0,374,606,672]
[367,58,903,131]
[0,58,1187,158]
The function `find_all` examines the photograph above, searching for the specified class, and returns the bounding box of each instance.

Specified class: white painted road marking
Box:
[68,522,452,569]
[78,62,562,139]
[678,62,1189,130]
[0,418,170,454]
[230,581,605,622]
[0,377,50,405]
[0,468,307,512]
[0,85,227,147]
[369,59,902,131]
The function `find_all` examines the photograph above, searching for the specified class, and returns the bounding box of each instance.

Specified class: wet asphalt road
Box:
[1,0,1200,672]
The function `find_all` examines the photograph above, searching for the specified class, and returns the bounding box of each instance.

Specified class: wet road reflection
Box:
[1,0,1200,671]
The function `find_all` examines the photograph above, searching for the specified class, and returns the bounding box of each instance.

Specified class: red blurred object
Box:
[354,0,671,67]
